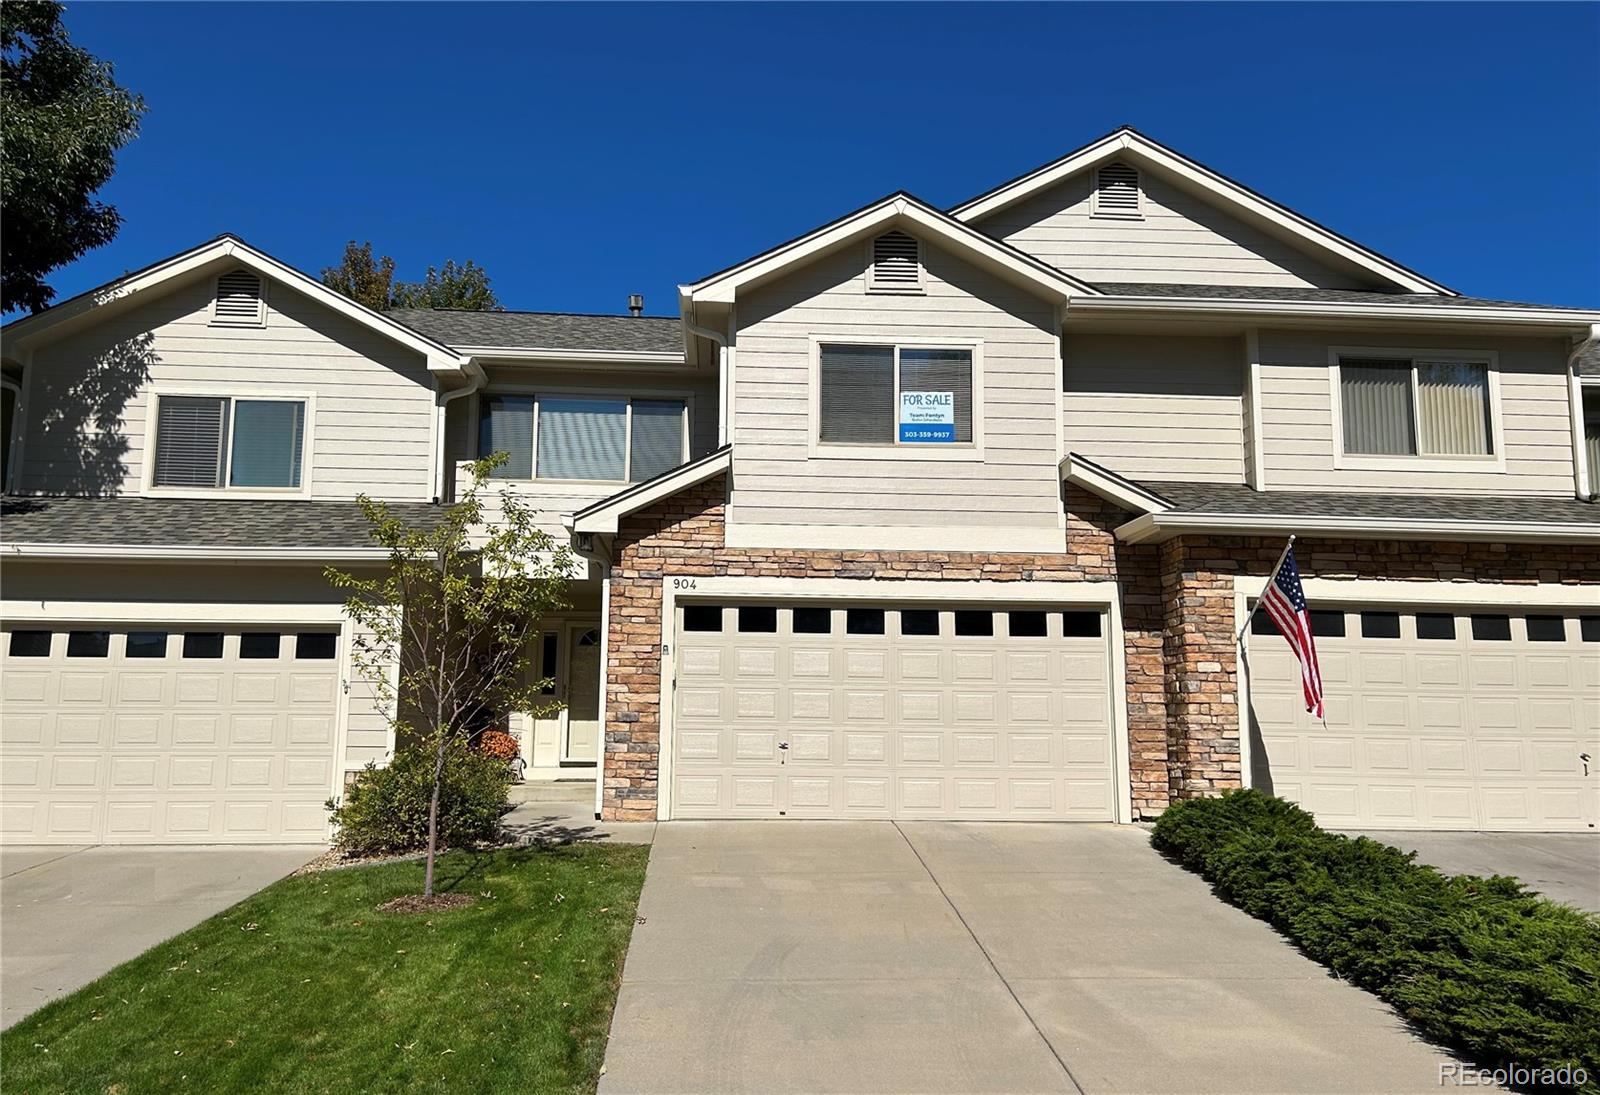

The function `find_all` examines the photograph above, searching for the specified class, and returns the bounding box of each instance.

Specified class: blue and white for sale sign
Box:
[898,391,956,443]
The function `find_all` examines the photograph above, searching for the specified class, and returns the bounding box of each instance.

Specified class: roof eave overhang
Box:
[1066,296,1600,331]
[3,542,392,562]
[683,195,1099,307]
[1060,452,1170,514]
[951,128,1454,297]
[1114,512,1600,545]
[571,446,732,535]
[451,345,686,367]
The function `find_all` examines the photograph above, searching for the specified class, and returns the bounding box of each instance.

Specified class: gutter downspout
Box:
[434,360,485,502]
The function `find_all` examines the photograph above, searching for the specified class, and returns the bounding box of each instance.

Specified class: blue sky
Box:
[46,2,1600,313]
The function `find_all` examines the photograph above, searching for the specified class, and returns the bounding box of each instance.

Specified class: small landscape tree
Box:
[327,456,573,897]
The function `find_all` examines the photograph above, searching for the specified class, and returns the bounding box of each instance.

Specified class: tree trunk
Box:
[423,734,448,897]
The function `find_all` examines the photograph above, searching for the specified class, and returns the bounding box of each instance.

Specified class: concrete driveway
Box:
[1,845,318,1028]
[1352,831,1599,912]
[601,823,1474,1094]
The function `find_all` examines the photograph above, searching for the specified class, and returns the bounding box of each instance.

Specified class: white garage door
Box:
[1,625,343,844]
[1248,607,1599,832]
[670,603,1117,820]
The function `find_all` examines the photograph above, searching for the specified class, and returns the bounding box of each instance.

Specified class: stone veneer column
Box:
[1160,539,1242,798]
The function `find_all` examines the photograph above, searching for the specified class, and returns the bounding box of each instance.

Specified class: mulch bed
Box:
[376,893,477,914]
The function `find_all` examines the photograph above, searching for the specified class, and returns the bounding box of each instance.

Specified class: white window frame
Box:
[863,233,925,295]
[209,271,268,328]
[1328,347,1504,473]
[1573,371,1600,499]
[807,336,985,461]
[140,386,315,499]
[1090,163,1143,220]
[472,386,693,485]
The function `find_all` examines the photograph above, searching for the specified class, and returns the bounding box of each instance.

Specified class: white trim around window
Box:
[806,335,986,461]
[139,386,316,499]
[471,385,694,485]
[1327,347,1504,473]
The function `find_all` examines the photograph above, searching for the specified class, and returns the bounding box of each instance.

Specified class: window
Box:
[537,631,558,694]
[152,395,305,490]
[1583,387,1600,493]
[212,270,265,326]
[8,630,51,657]
[1360,612,1401,639]
[737,606,777,633]
[125,631,169,658]
[818,343,973,447]
[1339,356,1492,458]
[900,610,939,636]
[792,607,832,634]
[1471,615,1512,641]
[1060,611,1102,638]
[240,632,281,659]
[1581,616,1600,643]
[295,632,337,660]
[1008,611,1048,638]
[66,630,110,657]
[480,394,686,482]
[683,605,722,632]
[1525,616,1566,643]
[866,231,922,293]
[1091,163,1141,218]
[953,611,993,637]
[183,632,224,658]
[1310,611,1346,638]
[846,609,884,635]
[1252,612,1279,637]
[1416,613,1456,640]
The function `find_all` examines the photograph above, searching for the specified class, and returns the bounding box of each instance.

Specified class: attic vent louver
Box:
[212,269,266,326]
[867,231,923,293]
[1092,163,1141,219]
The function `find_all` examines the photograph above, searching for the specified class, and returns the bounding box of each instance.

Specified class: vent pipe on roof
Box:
[628,293,643,317]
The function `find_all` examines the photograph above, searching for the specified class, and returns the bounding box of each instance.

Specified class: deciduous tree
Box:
[391,259,501,311]
[320,240,395,312]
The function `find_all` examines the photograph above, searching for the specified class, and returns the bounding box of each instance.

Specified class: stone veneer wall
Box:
[602,472,1600,821]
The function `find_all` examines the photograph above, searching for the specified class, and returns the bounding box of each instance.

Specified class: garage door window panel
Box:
[1416,613,1456,640]
[125,631,169,658]
[737,607,777,633]
[1310,611,1346,638]
[900,610,939,637]
[295,633,337,660]
[1471,615,1512,641]
[66,630,110,658]
[1360,612,1401,639]
[792,607,832,634]
[953,611,993,637]
[8,630,52,657]
[846,609,885,635]
[240,632,282,659]
[1524,616,1566,643]
[1582,616,1600,643]
[683,606,723,632]
[183,632,225,659]
[1060,612,1102,638]
[1007,611,1048,638]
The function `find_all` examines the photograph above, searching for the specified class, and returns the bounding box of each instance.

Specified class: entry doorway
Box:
[519,620,602,776]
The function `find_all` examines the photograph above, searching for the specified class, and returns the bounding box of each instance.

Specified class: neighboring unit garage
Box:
[668,598,1120,820]
[1246,603,1600,832]
[1,623,345,844]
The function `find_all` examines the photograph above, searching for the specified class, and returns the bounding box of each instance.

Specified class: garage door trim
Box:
[654,576,1130,823]
[1,597,361,838]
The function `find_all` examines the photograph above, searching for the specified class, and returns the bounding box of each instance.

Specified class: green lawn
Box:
[2,843,649,1094]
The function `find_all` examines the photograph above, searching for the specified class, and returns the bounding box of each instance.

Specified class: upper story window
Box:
[866,231,923,293]
[1338,355,1493,458]
[1091,163,1142,219]
[152,394,306,489]
[1582,384,1600,496]
[478,394,687,483]
[211,270,266,327]
[818,342,973,447]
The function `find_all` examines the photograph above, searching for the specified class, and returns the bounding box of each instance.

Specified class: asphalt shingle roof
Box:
[1,496,449,549]
[384,309,684,355]
[1092,283,1591,311]
[1134,479,1600,527]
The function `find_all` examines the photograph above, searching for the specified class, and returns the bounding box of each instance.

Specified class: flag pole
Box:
[1235,535,1296,644]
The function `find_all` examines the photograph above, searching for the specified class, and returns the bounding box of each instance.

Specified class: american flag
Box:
[1258,546,1325,719]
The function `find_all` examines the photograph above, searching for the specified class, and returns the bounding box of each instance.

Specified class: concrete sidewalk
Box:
[600,822,1472,1094]
[1,845,317,1028]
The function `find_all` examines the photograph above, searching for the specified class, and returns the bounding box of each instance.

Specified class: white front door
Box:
[563,626,602,763]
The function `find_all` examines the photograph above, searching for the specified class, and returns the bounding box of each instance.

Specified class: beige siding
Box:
[2,561,395,771]
[977,167,1374,289]
[19,274,435,499]
[1258,329,1575,494]
[1062,334,1245,483]
[731,237,1063,542]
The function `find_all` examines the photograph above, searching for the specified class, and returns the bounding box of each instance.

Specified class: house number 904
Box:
[671,577,697,590]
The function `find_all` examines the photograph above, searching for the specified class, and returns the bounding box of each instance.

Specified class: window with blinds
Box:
[1339,356,1492,457]
[478,394,686,481]
[152,395,305,488]
[818,343,973,446]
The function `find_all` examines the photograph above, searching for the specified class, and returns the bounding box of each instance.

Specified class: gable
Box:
[974,163,1386,291]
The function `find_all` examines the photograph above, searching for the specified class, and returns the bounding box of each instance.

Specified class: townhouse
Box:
[2,127,1597,844]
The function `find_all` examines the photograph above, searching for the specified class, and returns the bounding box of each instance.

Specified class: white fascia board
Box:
[952,130,1452,296]
[571,447,731,534]
[1,236,472,375]
[1232,574,1597,608]
[451,345,686,367]
[685,196,1099,305]
[1114,511,1600,545]
[1060,453,1170,514]
[3,542,391,562]
[1067,294,1600,329]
